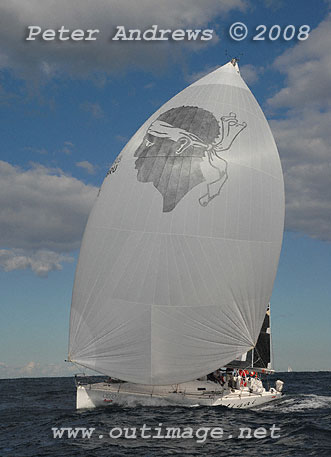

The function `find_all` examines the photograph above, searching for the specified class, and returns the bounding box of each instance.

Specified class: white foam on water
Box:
[258,394,331,413]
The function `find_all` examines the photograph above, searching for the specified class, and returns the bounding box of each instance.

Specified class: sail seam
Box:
[88,227,278,244]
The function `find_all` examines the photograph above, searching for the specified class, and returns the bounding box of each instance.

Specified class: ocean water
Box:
[0,372,330,456]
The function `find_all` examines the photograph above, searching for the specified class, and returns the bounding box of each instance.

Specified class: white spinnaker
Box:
[69,62,284,385]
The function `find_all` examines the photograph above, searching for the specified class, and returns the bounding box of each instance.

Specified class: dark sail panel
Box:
[253,309,271,369]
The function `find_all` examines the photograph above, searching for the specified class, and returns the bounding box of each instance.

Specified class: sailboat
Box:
[68,59,285,409]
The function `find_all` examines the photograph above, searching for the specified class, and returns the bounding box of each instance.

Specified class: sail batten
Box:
[69,61,284,385]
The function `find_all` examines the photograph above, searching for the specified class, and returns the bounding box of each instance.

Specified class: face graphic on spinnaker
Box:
[134,106,247,212]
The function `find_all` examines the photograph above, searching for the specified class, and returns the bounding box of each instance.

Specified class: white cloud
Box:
[144,82,155,89]
[268,15,331,110]
[80,101,104,119]
[21,361,39,374]
[0,161,98,275]
[23,146,48,155]
[0,0,246,82]
[240,64,262,85]
[267,15,331,241]
[0,360,80,378]
[0,161,97,251]
[76,160,97,175]
[270,110,331,241]
[0,248,74,277]
[61,141,74,155]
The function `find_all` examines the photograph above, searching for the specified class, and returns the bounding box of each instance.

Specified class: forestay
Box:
[69,61,284,385]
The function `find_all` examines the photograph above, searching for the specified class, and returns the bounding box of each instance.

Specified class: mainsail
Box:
[225,305,273,373]
[69,60,284,385]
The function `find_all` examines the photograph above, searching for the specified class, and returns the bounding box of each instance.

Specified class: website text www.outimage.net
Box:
[52,424,281,443]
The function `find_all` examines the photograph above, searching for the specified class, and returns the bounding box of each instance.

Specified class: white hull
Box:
[76,380,282,409]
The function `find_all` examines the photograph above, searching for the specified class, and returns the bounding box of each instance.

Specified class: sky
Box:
[0,0,330,378]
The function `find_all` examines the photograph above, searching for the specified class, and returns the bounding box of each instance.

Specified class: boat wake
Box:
[258,394,331,413]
